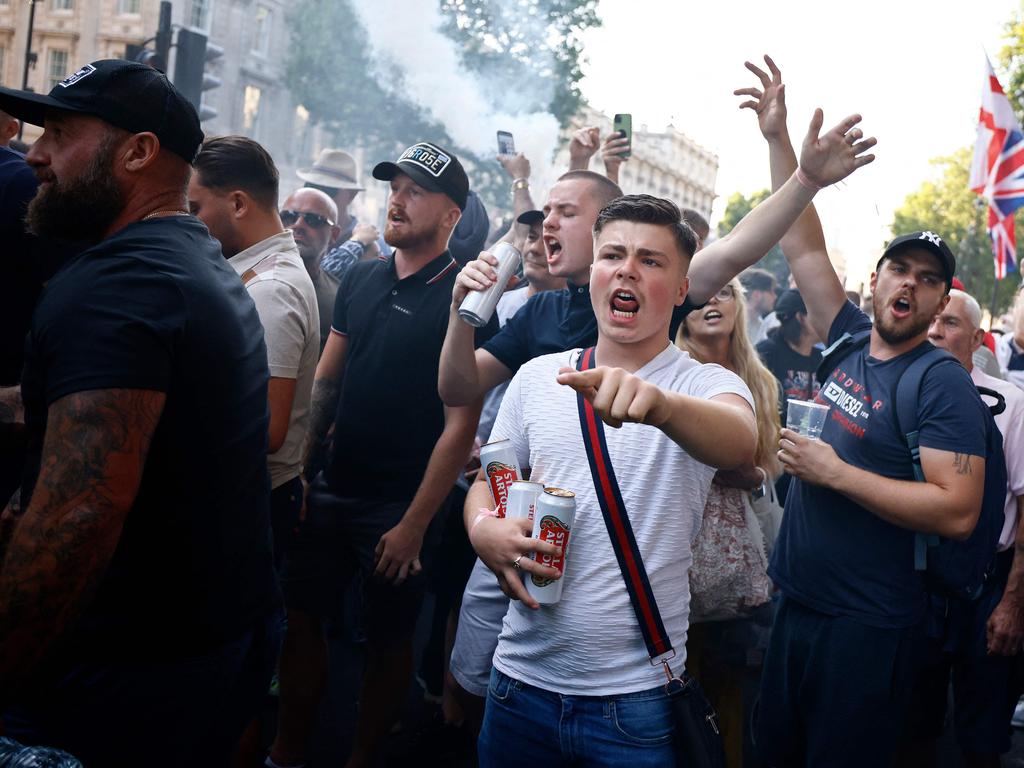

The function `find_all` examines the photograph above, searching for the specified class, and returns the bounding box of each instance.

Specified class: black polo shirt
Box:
[328,250,495,502]
[484,281,699,375]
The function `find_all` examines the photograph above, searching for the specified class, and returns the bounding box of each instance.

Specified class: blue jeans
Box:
[478,668,676,767]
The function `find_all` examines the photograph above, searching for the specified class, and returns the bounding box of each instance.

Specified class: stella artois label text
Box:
[531,515,570,586]
[486,461,517,518]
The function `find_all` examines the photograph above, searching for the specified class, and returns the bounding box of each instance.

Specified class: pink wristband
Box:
[795,166,822,192]
[471,508,498,531]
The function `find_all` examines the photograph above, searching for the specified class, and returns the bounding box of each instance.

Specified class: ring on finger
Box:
[512,554,524,569]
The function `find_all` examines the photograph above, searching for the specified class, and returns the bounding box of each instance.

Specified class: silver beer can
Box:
[526,487,576,605]
[505,481,544,522]
[458,242,522,328]
[479,438,521,518]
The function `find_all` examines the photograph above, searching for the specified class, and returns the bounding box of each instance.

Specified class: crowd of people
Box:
[0,53,1023,768]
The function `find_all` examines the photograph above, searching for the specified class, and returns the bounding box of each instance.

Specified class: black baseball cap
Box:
[0,59,203,163]
[516,209,544,226]
[773,289,807,319]
[878,231,956,290]
[373,142,469,211]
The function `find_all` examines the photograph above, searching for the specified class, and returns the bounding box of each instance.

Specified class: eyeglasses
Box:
[280,210,335,229]
[711,287,736,302]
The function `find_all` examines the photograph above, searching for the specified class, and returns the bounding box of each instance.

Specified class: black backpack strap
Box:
[978,385,1007,417]
[893,347,961,570]
[816,330,871,386]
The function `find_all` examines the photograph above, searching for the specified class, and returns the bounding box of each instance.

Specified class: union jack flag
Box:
[969,55,1024,279]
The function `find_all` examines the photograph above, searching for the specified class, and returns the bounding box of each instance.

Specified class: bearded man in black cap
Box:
[0,60,281,767]
[269,141,494,768]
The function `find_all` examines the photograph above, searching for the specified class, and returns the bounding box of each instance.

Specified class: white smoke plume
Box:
[350,0,562,195]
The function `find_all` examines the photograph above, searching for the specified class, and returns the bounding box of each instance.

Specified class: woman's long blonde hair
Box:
[675,278,782,474]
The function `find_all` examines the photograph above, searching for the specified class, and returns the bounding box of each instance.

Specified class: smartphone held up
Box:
[612,113,632,159]
[497,130,515,156]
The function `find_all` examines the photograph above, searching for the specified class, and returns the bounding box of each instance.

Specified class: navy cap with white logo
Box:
[373,142,469,211]
[878,230,956,290]
[0,59,203,163]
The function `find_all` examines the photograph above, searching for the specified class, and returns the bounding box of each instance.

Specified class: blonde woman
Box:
[675,277,782,768]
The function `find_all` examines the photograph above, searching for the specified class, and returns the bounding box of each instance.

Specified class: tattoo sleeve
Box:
[0,388,164,689]
[953,453,973,476]
[302,378,342,476]
[0,386,23,424]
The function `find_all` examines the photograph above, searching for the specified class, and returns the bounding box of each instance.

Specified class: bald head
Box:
[282,186,341,267]
[0,110,18,147]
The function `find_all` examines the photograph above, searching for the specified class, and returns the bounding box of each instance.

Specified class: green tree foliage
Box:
[892,148,1020,317]
[283,0,602,214]
[999,4,1024,126]
[716,189,789,285]
[438,0,601,127]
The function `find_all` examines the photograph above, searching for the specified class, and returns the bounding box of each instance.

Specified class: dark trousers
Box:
[756,596,923,767]
[2,611,283,768]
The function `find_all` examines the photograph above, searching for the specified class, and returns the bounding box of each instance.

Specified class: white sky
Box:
[578,0,1020,287]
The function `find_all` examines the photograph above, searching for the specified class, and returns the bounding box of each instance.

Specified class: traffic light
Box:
[173,28,223,122]
[125,1,171,72]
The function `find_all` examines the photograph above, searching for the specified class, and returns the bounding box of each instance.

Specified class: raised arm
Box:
[439,266,514,405]
[736,55,876,341]
[687,81,874,308]
[568,126,600,171]
[0,388,164,688]
[556,366,757,470]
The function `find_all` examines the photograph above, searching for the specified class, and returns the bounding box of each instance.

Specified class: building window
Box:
[251,5,271,55]
[51,0,73,9]
[47,49,69,89]
[188,0,213,31]
[242,85,261,135]
[117,0,140,14]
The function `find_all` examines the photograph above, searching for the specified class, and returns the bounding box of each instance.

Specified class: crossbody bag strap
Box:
[574,347,675,666]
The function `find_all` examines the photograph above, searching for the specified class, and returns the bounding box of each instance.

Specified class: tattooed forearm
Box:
[0,386,23,424]
[0,388,165,686]
[953,453,973,476]
[302,378,341,472]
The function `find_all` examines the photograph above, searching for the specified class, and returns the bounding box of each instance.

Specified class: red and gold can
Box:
[480,438,521,518]
[527,487,576,605]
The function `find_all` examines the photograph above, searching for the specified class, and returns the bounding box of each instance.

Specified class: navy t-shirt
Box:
[484,281,697,374]
[769,301,988,628]
[20,216,281,660]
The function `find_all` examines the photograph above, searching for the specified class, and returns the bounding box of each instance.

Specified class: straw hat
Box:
[297,149,364,191]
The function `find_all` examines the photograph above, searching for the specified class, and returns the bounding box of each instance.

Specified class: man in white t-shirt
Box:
[464,195,758,765]
[904,289,1024,763]
[189,136,320,569]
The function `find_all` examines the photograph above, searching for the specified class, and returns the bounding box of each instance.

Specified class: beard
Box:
[26,135,125,245]
[873,294,934,345]
[385,218,441,250]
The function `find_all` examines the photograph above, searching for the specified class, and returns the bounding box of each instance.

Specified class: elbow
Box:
[944,506,980,542]
[267,424,288,454]
[717,419,758,471]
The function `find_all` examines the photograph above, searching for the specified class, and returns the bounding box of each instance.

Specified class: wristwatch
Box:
[511,178,529,192]
[751,466,768,500]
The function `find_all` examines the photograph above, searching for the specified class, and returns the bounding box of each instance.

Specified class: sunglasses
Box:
[280,210,335,229]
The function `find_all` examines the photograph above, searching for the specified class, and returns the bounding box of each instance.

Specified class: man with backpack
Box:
[897,289,1024,767]
[739,57,990,765]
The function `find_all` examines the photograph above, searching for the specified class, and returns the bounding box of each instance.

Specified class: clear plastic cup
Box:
[786,399,830,440]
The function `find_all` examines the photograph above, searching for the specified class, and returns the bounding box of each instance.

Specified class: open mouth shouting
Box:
[544,235,562,262]
[388,208,408,227]
[610,289,640,320]
[702,308,723,323]
[890,294,913,320]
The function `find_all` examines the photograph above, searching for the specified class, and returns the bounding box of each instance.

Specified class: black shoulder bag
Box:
[574,347,725,768]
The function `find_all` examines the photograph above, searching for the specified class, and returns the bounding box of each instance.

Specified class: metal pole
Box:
[17,0,38,140]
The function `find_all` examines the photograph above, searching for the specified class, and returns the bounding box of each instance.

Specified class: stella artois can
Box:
[480,439,521,518]
[506,481,544,522]
[527,487,576,605]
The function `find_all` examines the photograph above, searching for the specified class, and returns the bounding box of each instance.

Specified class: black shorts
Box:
[269,476,303,572]
[904,550,1024,756]
[280,476,445,640]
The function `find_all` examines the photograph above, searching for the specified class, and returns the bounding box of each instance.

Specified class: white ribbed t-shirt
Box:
[490,344,754,695]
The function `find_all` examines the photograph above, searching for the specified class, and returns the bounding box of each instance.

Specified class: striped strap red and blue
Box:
[574,347,674,663]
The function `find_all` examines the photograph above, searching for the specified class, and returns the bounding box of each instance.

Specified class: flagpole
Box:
[989,277,1000,331]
